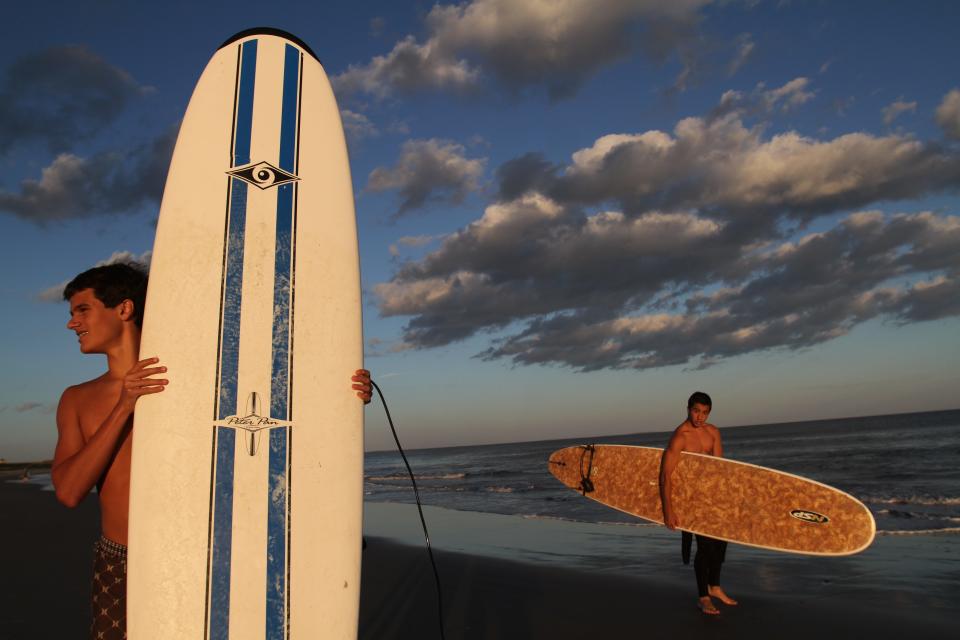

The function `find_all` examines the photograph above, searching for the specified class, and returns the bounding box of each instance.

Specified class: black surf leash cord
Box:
[371,380,447,640]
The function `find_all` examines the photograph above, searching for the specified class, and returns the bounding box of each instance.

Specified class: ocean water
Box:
[364,409,960,536]
[15,410,958,535]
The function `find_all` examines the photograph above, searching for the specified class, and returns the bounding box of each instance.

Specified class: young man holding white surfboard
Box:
[52,262,372,639]
[660,391,738,616]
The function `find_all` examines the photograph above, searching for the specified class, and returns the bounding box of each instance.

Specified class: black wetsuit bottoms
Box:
[694,534,727,598]
[91,535,127,639]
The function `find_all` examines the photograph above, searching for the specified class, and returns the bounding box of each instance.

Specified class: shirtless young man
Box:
[659,391,738,616]
[52,263,372,639]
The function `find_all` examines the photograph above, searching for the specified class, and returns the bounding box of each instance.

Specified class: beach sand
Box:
[2,480,956,639]
[362,503,958,639]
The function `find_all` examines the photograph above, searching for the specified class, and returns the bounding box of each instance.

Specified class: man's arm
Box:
[709,425,723,457]
[52,387,130,507]
[51,358,167,508]
[659,429,685,530]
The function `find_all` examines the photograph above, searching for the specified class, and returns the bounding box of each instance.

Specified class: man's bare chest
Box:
[75,384,124,441]
[684,428,714,454]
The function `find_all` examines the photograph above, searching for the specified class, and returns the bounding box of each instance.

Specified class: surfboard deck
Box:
[128,29,362,639]
[548,445,875,556]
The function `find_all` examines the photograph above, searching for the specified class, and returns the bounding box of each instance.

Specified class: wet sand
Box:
[2,481,956,639]
[361,502,958,639]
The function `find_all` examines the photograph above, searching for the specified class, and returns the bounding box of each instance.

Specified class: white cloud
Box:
[544,114,960,222]
[389,234,440,257]
[936,88,960,139]
[882,98,917,125]
[713,77,816,120]
[0,45,147,154]
[367,139,486,217]
[37,250,152,302]
[0,128,175,224]
[727,33,755,76]
[334,36,480,99]
[341,109,379,141]
[767,77,816,111]
[334,0,709,100]
[374,111,960,370]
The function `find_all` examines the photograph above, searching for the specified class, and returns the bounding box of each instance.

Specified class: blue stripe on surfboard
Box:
[269,180,293,421]
[266,427,289,640]
[278,44,300,174]
[218,37,257,420]
[217,176,247,421]
[209,37,258,640]
[233,40,257,167]
[267,179,292,637]
[209,427,237,640]
[270,44,300,421]
[266,43,301,640]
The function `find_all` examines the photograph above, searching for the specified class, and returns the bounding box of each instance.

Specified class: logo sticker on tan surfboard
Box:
[789,509,830,524]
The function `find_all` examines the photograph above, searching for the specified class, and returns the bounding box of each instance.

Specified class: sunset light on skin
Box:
[1,0,959,461]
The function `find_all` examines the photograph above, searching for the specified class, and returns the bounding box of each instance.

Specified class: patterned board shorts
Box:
[91,535,127,640]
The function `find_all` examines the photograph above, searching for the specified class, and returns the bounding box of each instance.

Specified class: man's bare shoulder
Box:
[674,421,697,437]
[67,372,114,393]
[667,422,691,448]
[704,423,723,456]
[58,374,115,414]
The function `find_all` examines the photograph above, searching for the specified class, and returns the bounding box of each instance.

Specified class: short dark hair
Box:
[687,391,712,409]
[63,263,149,327]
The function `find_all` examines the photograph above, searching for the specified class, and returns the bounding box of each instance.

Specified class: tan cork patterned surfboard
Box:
[548,445,875,555]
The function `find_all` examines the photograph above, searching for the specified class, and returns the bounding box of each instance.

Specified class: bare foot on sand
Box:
[708,585,738,606]
[698,596,720,615]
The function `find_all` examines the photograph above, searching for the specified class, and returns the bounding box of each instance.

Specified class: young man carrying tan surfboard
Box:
[52,262,372,639]
[660,391,738,615]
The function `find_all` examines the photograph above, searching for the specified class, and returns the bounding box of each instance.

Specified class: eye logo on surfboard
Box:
[228,161,299,190]
[790,509,830,524]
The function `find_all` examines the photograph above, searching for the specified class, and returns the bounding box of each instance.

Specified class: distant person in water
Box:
[659,391,738,615]
[52,262,372,639]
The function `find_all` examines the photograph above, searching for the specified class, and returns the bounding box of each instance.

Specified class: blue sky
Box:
[2,0,959,460]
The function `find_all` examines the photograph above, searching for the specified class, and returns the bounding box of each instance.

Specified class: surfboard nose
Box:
[218,27,320,62]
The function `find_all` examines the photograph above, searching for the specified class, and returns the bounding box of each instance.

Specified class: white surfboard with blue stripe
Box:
[129,29,363,639]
